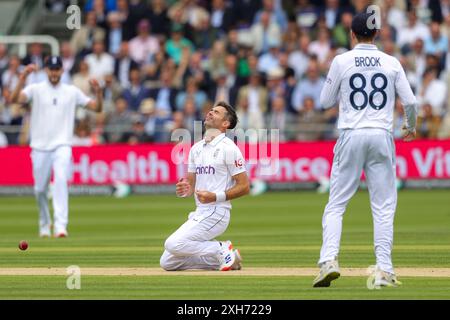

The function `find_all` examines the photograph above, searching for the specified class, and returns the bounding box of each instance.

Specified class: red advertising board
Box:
[1,140,449,186]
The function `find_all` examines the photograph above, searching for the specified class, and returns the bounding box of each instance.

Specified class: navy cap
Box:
[46,56,63,69]
[351,12,378,38]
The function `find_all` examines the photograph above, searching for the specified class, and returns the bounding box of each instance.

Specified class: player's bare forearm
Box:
[225,172,250,201]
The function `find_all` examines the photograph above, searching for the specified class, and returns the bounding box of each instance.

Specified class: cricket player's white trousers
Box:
[160,206,230,270]
[31,146,72,234]
[318,128,397,274]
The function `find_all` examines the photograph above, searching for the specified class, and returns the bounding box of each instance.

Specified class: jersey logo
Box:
[235,159,243,168]
[53,98,57,106]
[196,165,216,175]
[213,148,220,159]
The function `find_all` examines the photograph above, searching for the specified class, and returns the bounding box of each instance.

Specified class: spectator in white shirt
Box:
[417,67,447,117]
[397,10,430,51]
[84,40,114,81]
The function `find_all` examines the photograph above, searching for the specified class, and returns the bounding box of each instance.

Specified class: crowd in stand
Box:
[1,0,450,147]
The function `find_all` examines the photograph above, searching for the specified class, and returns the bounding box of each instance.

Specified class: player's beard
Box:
[49,75,61,86]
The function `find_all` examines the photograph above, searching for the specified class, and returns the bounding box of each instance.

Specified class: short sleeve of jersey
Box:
[75,87,92,107]
[187,145,197,173]
[22,84,36,103]
[225,144,246,177]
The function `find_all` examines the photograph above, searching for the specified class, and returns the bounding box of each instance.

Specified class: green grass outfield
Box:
[0,190,449,299]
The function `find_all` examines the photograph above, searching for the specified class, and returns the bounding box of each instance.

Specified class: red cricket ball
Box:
[18,240,28,251]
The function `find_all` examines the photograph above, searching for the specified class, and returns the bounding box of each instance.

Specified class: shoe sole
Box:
[313,271,340,287]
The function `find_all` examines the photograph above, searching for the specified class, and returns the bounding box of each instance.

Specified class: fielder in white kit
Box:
[160,101,250,271]
[313,12,418,287]
[11,56,103,238]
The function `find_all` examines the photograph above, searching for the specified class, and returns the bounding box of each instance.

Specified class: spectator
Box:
[168,0,210,30]
[105,97,133,143]
[253,0,289,32]
[417,67,447,117]
[22,43,47,69]
[207,40,227,80]
[114,41,139,88]
[288,34,311,80]
[257,38,282,74]
[192,15,219,53]
[144,50,167,83]
[122,69,150,111]
[70,11,106,56]
[182,51,209,90]
[417,103,442,138]
[236,71,268,134]
[89,0,109,29]
[72,60,92,96]
[176,77,207,112]
[266,95,292,142]
[147,0,171,36]
[165,23,194,65]
[149,69,178,118]
[397,10,430,52]
[405,38,426,91]
[332,11,353,50]
[210,0,235,33]
[295,0,321,31]
[85,40,115,81]
[296,96,326,141]
[383,0,407,32]
[233,0,261,28]
[73,119,95,146]
[129,19,160,65]
[250,10,282,55]
[309,27,331,65]
[322,0,346,30]
[103,74,123,114]
[2,55,23,104]
[105,12,124,56]
[60,41,76,75]
[209,69,238,107]
[124,113,153,144]
[291,61,325,112]
[424,21,448,64]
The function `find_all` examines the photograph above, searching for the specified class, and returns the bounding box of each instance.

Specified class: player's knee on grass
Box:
[164,236,188,256]
[160,251,180,271]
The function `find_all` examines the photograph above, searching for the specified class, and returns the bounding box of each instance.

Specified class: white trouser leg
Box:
[31,149,53,233]
[160,207,230,271]
[319,131,365,265]
[364,132,397,274]
[51,146,72,233]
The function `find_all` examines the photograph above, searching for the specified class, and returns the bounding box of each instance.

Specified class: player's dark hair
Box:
[216,101,238,129]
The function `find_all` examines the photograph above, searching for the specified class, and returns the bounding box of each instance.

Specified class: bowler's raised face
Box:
[204,106,229,130]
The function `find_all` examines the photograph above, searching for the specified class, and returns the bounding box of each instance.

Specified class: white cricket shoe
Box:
[39,225,51,238]
[219,240,236,271]
[231,249,243,270]
[54,229,68,238]
[313,259,341,287]
[371,267,402,287]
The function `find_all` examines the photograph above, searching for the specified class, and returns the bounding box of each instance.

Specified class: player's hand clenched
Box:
[195,191,216,204]
[176,178,191,197]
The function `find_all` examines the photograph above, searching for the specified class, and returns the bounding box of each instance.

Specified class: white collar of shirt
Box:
[45,79,62,90]
[203,132,226,146]
[354,43,378,50]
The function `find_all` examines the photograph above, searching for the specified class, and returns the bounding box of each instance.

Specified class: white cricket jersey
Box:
[188,133,246,209]
[320,43,417,131]
[23,80,92,151]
